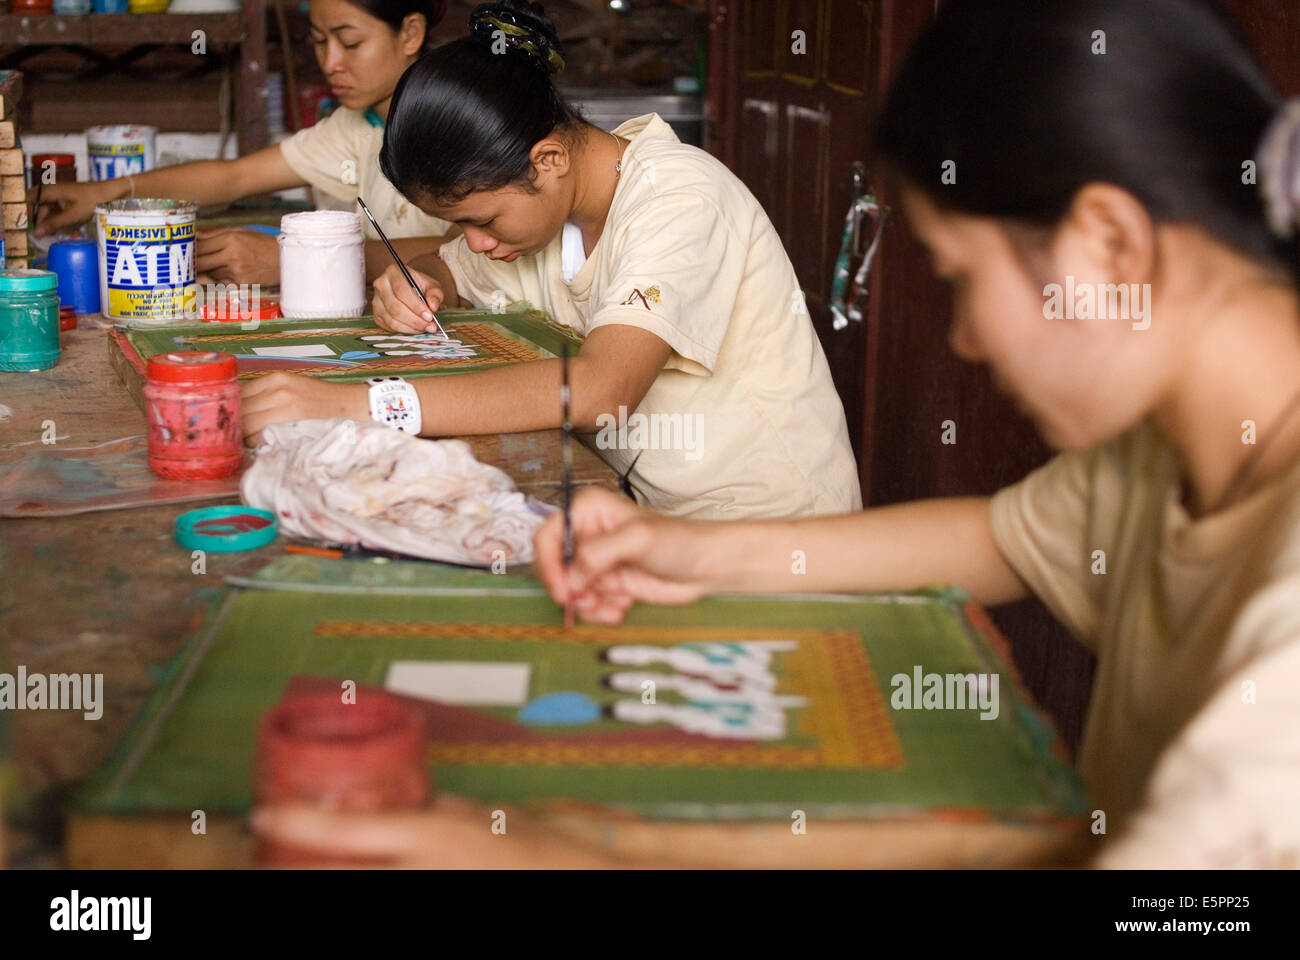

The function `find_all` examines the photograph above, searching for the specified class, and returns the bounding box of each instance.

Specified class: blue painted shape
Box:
[340,350,382,360]
[517,692,602,726]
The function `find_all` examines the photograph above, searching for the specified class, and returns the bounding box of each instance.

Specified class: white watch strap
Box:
[367,377,422,434]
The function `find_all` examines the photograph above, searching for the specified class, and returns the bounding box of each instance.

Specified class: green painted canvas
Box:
[78,579,1087,822]
[115,308,580,384]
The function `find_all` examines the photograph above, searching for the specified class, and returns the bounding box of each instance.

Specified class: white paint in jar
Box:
[277,211,367,319]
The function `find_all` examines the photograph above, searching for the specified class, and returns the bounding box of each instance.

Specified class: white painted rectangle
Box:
[250,344,335,358]
[385,661,532,706]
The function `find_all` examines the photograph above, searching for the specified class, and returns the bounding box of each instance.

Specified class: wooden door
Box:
[708,0,1096,752]
[707,0,876,463]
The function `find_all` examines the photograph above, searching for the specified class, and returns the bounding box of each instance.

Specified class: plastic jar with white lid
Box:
[278,211,367,319]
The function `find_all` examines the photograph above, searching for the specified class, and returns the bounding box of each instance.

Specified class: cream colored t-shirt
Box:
[439,114,861,520]
[990,422,1300,868]
[278,107,450,240]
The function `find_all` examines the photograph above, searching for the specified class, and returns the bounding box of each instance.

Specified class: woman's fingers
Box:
[252,805,417,859]
[32,184,91,235]
[374,266,443,333]
[195,230,234,273]
[535,488,639,602]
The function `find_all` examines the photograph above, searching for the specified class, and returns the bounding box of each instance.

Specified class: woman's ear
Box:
[528,138,572,185]
[1061,183,1158,282]
[400,13,427,57]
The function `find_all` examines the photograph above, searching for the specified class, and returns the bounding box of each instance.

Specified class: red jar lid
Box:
[30,153,76,167]
[146,351,238,383]
[202,299,281,322]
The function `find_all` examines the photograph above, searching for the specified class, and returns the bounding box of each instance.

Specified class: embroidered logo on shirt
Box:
[620,285,661,310]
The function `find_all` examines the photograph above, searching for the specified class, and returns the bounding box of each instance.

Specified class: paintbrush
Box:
[561,342,575,630]
[356,196,449,339]
[31,179,43,234]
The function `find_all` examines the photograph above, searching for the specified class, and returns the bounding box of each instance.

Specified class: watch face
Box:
[370,377,418,430]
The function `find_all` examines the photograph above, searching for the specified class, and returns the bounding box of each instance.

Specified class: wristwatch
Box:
[366,377,422,434]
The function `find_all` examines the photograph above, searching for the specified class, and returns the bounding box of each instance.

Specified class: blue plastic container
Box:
[44,238,101,315]
[0,270,61,372]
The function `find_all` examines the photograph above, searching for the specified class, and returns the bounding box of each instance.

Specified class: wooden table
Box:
[0,315,620,868]
[1,318,1086,869]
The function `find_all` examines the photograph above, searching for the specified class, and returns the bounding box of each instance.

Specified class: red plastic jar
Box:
[28,153,77,184]
[255,690,430,866]
[143,351,243,480]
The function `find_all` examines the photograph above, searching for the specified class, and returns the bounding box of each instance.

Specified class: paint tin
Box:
[256,689,428,866]
[0,269,60,372]
[95,198,197,323]
[278,211,366,319]
[143,351,243,480]
[86,124,156,182]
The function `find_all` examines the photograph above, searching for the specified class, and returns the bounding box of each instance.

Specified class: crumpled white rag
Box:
[240,418,551,566]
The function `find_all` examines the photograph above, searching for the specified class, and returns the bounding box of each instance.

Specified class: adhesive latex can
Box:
[0,269,61,372]
[86,124,156,182]
[256,689,429,866]
[143,351,243,480]
[278,211,366,319]
[95,198,197,323]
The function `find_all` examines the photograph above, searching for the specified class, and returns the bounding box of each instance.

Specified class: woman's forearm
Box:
[108,160,253,208]
[413,357,588,434]
[691,496,1028,607]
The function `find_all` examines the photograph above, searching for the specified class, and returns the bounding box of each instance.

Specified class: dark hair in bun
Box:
[380,1,584,203]
[468,0,565,74]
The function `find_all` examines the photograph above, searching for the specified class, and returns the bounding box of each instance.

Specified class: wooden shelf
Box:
[0,13,244,46]
[0,3,267,153]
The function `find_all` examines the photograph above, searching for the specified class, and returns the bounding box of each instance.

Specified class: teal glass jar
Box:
[0,269,61,372]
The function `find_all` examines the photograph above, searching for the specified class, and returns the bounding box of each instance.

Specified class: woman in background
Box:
[241,0,861,521]
[34,0,452,285]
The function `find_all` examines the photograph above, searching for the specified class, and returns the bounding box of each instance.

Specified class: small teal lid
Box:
[0,268,59,292]
[175,505,279,553]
